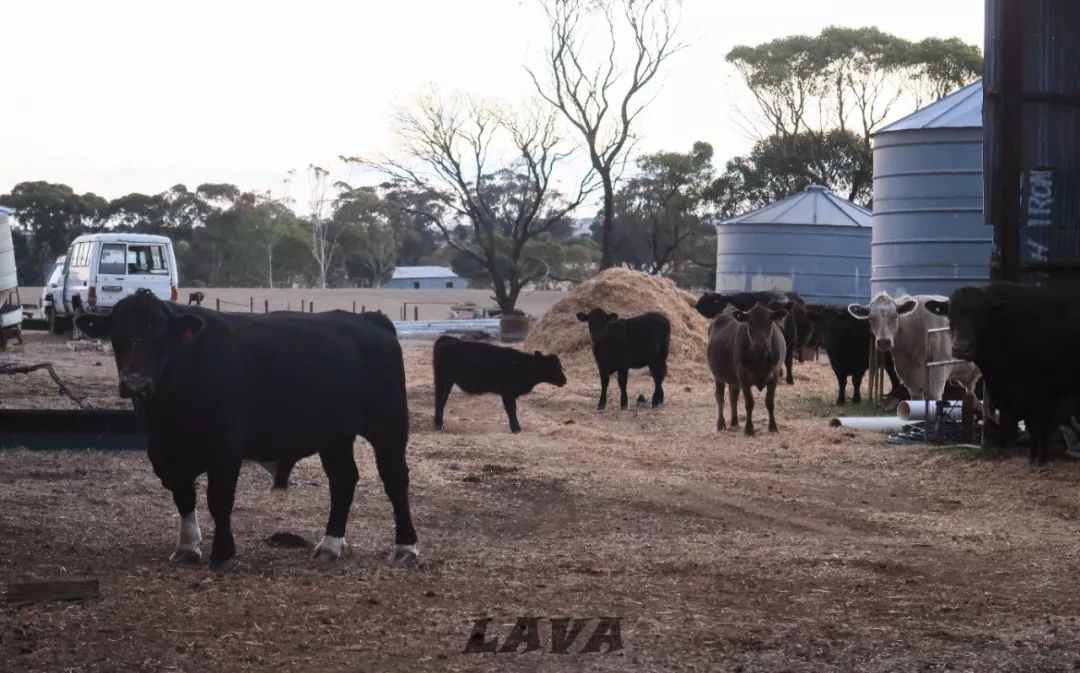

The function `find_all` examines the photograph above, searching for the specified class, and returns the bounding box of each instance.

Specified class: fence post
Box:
[250,297,254,313]
[361,305,365,313]
[414,306,419,321]
[309,301,314,313]
[352,300,356,313]
[216,298,221,312]
[300,299,304,313]
[264,299,269,313]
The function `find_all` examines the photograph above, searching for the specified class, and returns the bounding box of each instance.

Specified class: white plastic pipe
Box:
[897,400,964,422]
[828,416,915,432]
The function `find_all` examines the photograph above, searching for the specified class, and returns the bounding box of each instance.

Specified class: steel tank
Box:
[714,185,872,306]
[871,81,992,298]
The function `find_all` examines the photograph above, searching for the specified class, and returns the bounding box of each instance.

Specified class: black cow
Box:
[75,291,418,571]
[188,291,205,307]
[433,336,567,433]
[925,283,1080,466]
[696,291,804,385]
[576,309,670,411]
[805,305,904,405]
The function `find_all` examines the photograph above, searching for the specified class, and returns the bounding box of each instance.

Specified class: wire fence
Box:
[207,296,494,322]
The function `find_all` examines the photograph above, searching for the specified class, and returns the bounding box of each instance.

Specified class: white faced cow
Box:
[848,292,980,400]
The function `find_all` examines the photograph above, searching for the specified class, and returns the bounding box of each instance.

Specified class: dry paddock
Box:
[2,333,1080,672]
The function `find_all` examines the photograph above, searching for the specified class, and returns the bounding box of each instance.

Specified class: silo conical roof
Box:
[877,80,983,133]
[719,184,870,228]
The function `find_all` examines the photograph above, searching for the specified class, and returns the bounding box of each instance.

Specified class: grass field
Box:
[19,286,568,322]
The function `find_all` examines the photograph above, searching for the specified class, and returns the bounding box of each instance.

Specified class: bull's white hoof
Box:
[312,536,349,561]
[169,547,202,564]
[389,544,419,565]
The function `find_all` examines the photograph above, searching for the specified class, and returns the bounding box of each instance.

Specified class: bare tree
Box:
[529,0,684,269]
[348,92,596,313]
[305,164,347,289]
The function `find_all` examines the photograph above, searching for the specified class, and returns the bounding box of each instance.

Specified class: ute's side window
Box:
[127,244,169,274]
[98,243,127,274]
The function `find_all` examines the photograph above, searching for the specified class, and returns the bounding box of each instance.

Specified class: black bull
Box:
[76,291,418,571]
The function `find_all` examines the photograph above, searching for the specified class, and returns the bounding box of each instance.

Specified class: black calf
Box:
[433,336,567,433]
[576,309,670,411]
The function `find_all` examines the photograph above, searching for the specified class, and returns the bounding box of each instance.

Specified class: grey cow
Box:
[848,292,980,400]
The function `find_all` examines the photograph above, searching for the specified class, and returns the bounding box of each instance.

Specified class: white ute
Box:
[46,233,179,334]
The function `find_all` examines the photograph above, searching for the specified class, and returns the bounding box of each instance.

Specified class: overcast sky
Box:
[1,0,983,209]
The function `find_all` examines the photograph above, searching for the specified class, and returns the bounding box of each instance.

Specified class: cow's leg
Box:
[368,427,419,564]
[169,480,201,564]
[617,369,629,410]
[765,379,779,433]
[502,394,522,434]
[714,379,726,431]
[851,370,865,404]
[835,371,847,406]
[648,361,666,407]
[729,382,740,429]
[433,379,452,430]
[597,372,610,411]
[784,346,795,385]
[314,440,359,561]
[1027,414,1044,467]
[206,462,241,572]
[741,383,756,436]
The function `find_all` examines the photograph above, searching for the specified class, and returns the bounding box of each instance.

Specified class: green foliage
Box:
[721,27,981,214]
[611,142,717,276]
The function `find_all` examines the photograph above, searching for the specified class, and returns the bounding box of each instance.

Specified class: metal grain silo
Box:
[871,81,992,298]
[985,0,1080,289]
[714,185,871,306]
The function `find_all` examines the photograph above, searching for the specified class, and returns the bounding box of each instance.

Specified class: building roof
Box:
[719,184,871,228]
[391,265,460,280]
[878,80,983,133]
[0,206,14,216]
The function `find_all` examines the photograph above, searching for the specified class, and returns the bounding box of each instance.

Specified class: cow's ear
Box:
[848,304,871,320]
[169,314,204,343]
[576,312,589,322]
[924,300,950,317]
[606,312,619,322]
[771,309,788,322]
[897,298,919,316]
[534,350,543,357]
[733,310,749,323]
[75,313,112,338]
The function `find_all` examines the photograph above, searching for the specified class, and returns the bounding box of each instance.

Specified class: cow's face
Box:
[733,304,787,356]
[694,293,729,319]
[75,292,204,400]
[848,294,918,352]
[534,351,568,387]
[576,308,619,341]
[925,288,990,361]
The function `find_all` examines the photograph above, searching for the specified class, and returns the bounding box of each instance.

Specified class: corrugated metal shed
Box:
[714,185,872,306]
[871,80,992,298]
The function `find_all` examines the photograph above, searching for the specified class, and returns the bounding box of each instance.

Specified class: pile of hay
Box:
[524,268,710,379]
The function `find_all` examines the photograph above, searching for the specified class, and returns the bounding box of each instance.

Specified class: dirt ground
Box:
[3,331,1080,672]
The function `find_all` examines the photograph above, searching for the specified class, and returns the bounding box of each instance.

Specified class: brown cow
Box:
[707,303,788,436]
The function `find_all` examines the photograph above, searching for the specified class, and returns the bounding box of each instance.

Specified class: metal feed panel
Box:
[715,223,871,306]
[871,126,992,298]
